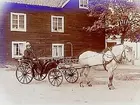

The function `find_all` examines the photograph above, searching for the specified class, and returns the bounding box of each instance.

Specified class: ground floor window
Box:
[52,44,64,57]
[12,41,26,58]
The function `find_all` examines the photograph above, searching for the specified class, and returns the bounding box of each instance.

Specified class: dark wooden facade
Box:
[0,2,105,64]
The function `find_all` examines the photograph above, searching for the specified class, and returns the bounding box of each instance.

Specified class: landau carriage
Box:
[16,44,133,90]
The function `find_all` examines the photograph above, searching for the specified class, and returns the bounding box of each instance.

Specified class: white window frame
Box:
[52,44,64,57]
[12,41,27,58]
[51,16,64,33]
[11,12,27,32]
[79,0,88,9]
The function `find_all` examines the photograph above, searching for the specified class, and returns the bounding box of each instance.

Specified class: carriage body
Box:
[16,57,79,86]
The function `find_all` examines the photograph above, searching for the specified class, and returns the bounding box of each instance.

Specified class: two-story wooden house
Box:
[0,0,105,65]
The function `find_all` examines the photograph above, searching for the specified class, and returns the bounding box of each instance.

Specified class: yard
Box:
[0,64,140,105]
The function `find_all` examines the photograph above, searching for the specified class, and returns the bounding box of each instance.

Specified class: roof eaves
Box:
[4,0,70,8]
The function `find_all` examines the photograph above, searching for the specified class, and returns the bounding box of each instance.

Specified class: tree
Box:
[85,0,140,44]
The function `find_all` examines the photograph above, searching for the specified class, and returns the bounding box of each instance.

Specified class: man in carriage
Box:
[23,42,35,61]
[23,42,42,77]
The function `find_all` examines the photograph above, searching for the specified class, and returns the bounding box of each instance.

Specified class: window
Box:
[11,12,26,32]
[51,16,64,33]
[52,44,64,57]
[12,41,26,58]
[79,0,88,9]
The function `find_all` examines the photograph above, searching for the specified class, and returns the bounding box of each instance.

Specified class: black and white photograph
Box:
[0,0,140,105]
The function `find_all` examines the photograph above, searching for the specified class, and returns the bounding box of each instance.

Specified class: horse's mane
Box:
[102,44,125,54]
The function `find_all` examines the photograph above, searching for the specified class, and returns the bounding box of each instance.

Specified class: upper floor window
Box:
[11,12,27,32]
[79,0,88,9]
[51,16,64,33]
[12,41,26,58]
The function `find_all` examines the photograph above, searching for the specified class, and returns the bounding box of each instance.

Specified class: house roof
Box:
[5,0,70,8]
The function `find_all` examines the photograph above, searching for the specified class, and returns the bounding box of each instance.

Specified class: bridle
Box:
[121,45,132,62]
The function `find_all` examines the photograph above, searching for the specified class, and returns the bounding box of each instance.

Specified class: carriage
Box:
[15,57,79,87]
[16,44,133,89]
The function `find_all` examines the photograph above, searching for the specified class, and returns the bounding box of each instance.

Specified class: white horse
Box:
[79,44,133,90]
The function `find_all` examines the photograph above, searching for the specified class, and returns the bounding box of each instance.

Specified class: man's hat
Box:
[26,42,31,46]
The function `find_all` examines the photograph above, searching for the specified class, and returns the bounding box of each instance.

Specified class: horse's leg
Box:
[79,67,85,87]
[105,60,116,90]
[108,69,115,90]
[86,67,92,87]
[107,61,116,90]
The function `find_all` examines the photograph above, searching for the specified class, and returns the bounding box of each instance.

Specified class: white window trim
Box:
[52,44,64,57]
[79,0,88,9]
[10,12,27,32]
[12,41,27,58]
[51,16,64,33]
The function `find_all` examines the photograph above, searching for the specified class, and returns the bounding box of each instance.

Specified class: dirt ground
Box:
[1,64,140,105]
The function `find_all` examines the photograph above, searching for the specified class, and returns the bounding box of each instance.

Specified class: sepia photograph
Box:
[0,0,140,105]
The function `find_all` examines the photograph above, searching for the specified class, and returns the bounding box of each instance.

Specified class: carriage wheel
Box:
[48,68,63,87]
[33,68,47,81]
[64,67,79,83]
[16,63,33,84]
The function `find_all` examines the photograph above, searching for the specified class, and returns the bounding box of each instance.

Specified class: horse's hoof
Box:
[108,86,115,90]
[80,84,84,87]
[88,84,92,87]
[80,85,84,87]
[80,82,84,87]
[87,81,92,87]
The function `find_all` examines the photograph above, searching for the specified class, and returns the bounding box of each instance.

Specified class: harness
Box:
[107,47,123,63]
[102,45,127,71]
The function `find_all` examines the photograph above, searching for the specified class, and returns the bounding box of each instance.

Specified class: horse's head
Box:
[122,45,133,62]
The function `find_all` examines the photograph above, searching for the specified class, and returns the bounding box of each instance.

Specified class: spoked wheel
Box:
[48,68,63,87]
[33,68,47,81]
[16,63,33,84]
[64,67,79,83]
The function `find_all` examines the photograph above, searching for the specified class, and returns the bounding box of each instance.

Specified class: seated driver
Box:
[23,42,36,62]
[23,42,42,76]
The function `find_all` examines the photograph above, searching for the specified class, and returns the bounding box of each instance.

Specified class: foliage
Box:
[86,0,140,43]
